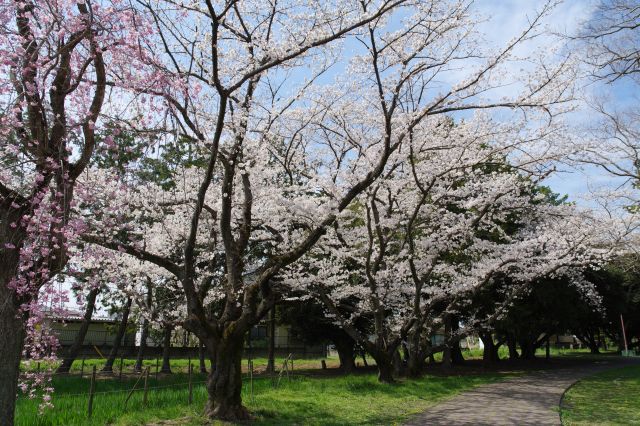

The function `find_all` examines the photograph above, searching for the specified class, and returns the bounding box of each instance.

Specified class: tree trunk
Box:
[57,287,100,374]
[0,209,27,424]
[545,336,551,360]
[450,316,465,365]
[102,297,132,373]
[134,317,150,372]
[519,337,536,360]
[360,348,369,367]
[507,334,519,360]
[204,336,251,421]
[199,341,207,373]
[481,333,497,366]
[407,343,425,377]
[392,349,404,376]
[160,326,172,374]
[442,315,452,370]
[369,349,394,383]
[0,274,25,426]
[333,334,356,373]
[266,306,276,374]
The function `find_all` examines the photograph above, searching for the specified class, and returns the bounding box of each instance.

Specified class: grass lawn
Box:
[561,364,640,425]
[16,370,508,425]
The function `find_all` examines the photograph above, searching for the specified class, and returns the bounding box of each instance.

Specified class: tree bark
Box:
[204,336,251,421]
[160,326,172,374]
[56,287,100,374]
[333,334,356,373]
[0,271,24,426]
[0,208,27,424]
[369,349,394,383]
[480,332,498,366]
[266,306,276,374]
[102,297,132,373]
[407,343,426,378]
[519,337,536,360]
[442,315,452,370]
[450,316,465,365]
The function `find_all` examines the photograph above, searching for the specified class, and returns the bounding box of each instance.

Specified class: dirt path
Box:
[405,357,639,426]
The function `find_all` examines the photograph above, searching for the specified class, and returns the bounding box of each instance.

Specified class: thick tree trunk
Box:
[102,297,132,373]
[450,316,465,365]
[266,306,276,374]
[392,349,404,376]
[0,275,25,426]
[507,334,519,360]
[480,333,498,366]
[333,334,356,373]
[160,326,172,374]
[0,209,27,424]
[407,344,425,377]
[57,287,100,374]
[519,338,536,360]
[204,336,251,421]
[369,349,394,383]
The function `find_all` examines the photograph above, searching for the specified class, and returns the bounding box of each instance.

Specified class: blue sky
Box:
[475,0,634,205]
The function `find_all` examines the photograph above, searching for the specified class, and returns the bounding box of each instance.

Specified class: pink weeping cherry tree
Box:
[0,0,165,421]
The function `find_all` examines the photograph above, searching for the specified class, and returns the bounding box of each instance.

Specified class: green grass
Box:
[16,370,508,425]
[561,365,640,425]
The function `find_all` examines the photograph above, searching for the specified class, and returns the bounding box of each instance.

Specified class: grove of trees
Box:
[1,0,639,423]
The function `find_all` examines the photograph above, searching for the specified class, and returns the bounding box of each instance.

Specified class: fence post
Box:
[143,367,150,407]
[119,356,124,381]
[88,366,96,418]
[80,357,85,378]
[155,357,159,380]
[188,363,193,405]
[249,359,254,402]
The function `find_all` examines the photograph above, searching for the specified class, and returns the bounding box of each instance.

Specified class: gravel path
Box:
[405,358,639,426]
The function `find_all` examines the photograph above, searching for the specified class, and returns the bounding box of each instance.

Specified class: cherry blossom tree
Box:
[0,0,171,419]
[82,0,578,420]
[289,114,608,381]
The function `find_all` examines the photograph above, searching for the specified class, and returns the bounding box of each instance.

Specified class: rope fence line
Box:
[24,354,302,420]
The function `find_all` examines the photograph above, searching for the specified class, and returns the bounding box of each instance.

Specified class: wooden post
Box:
[621,314,629,352]
[249,359,254,402]
[155,357,159,380]
[143,366,150,407]
[37,362,41,373]
[80,357,85,378]
[119,356,124,380]
[188,363,193,405]
[321,360,327,370]
[88,366,96,418]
